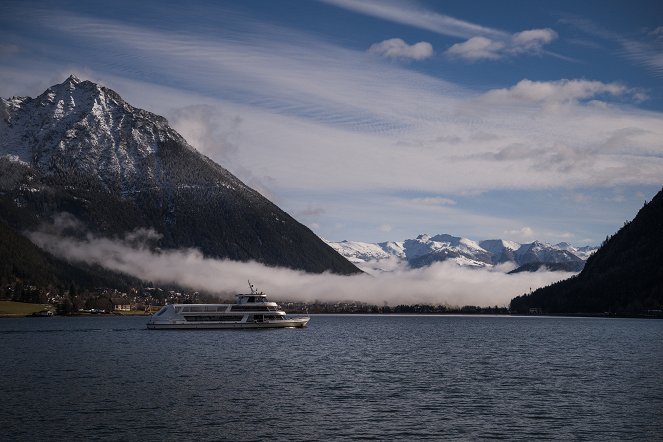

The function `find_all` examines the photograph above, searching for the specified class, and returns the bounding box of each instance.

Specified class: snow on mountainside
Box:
[553,242,597,260]
[0,75,212,195]
[326,234,597,273]
[331,240,393,263]
[0,76,360,275]
[478,239,520,264]
[514,241,582,265]
[404,234,493,268]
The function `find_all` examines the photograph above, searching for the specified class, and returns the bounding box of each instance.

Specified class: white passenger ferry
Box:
[147,283,310,330]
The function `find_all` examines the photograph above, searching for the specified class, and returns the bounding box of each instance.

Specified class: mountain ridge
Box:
[327,234,596,272]
[0,76,360,275]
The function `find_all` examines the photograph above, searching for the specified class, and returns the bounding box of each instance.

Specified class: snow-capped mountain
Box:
[553,242,597,261]
[478,239,520,264]
[327,234,596,273]
[404,234,493,268]
[514,241,583,266]
[331,240,396,263]
[0,76,360,275]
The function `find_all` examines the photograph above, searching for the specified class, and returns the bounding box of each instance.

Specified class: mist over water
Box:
[28,222,573,306]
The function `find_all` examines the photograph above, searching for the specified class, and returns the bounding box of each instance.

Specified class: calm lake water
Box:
[1,315,661,441]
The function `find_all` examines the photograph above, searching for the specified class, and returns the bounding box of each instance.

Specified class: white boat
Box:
[147,283,310,330]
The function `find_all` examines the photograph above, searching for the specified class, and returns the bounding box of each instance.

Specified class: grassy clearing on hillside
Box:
[0,300,54,316]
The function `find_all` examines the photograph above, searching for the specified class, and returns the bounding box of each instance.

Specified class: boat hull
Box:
[147,317,310,330]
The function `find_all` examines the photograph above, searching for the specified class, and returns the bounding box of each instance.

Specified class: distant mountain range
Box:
[327,234,596,273]
[0,75,360,285]
[511,188,663,314]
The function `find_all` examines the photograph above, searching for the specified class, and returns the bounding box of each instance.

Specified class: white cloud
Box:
[408,197,457,206]
[368,38,433,60]
[326,1,566,63]
[378,223,393,233]
[504,227,535,241]
[5,8,663,244]
[446,28,558,61]
[479,78,628,104]
[510,28,558,53]
[27,224,572,307]
[74,70,661,243]
[168,105,241,159]
[447,36,504,61]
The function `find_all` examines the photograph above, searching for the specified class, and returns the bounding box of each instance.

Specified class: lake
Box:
[1,315,661,440]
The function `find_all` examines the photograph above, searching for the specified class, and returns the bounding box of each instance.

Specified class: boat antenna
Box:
[248,280,256,295]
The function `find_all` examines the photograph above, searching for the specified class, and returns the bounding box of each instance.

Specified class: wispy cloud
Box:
[619,38,663,78]
[321,0,505,40]
[3,5,662,244]
[323,0,560,62]
[368,38,433,60]
[561,16,663,79]
[34,11,461,134]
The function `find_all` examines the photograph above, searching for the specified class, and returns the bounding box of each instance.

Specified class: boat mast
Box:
[247,280,264,296]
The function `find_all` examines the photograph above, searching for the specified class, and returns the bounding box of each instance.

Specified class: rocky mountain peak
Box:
[0,76,361,275]
[1,77,189,195]
[66,73,82,84]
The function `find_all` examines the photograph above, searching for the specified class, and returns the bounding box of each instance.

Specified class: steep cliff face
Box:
[0,76,360,275]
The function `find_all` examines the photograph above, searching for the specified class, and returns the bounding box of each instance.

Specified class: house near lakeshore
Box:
[112,298,132,312]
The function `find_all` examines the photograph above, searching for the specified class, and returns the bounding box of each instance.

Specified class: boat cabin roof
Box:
[235,293,268,303]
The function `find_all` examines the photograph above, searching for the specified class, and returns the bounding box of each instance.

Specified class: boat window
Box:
[229,305,270,312]
[216,306,227,312]
[218,316,244,322]
[184,315,244,322]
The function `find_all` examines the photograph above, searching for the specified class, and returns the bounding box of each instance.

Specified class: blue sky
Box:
[2,0,662,245]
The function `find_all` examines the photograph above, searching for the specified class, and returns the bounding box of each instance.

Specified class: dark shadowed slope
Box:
[511,188,663,314]
[0,218,142,292]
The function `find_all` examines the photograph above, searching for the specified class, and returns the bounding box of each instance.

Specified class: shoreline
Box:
[2,312,661,319]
